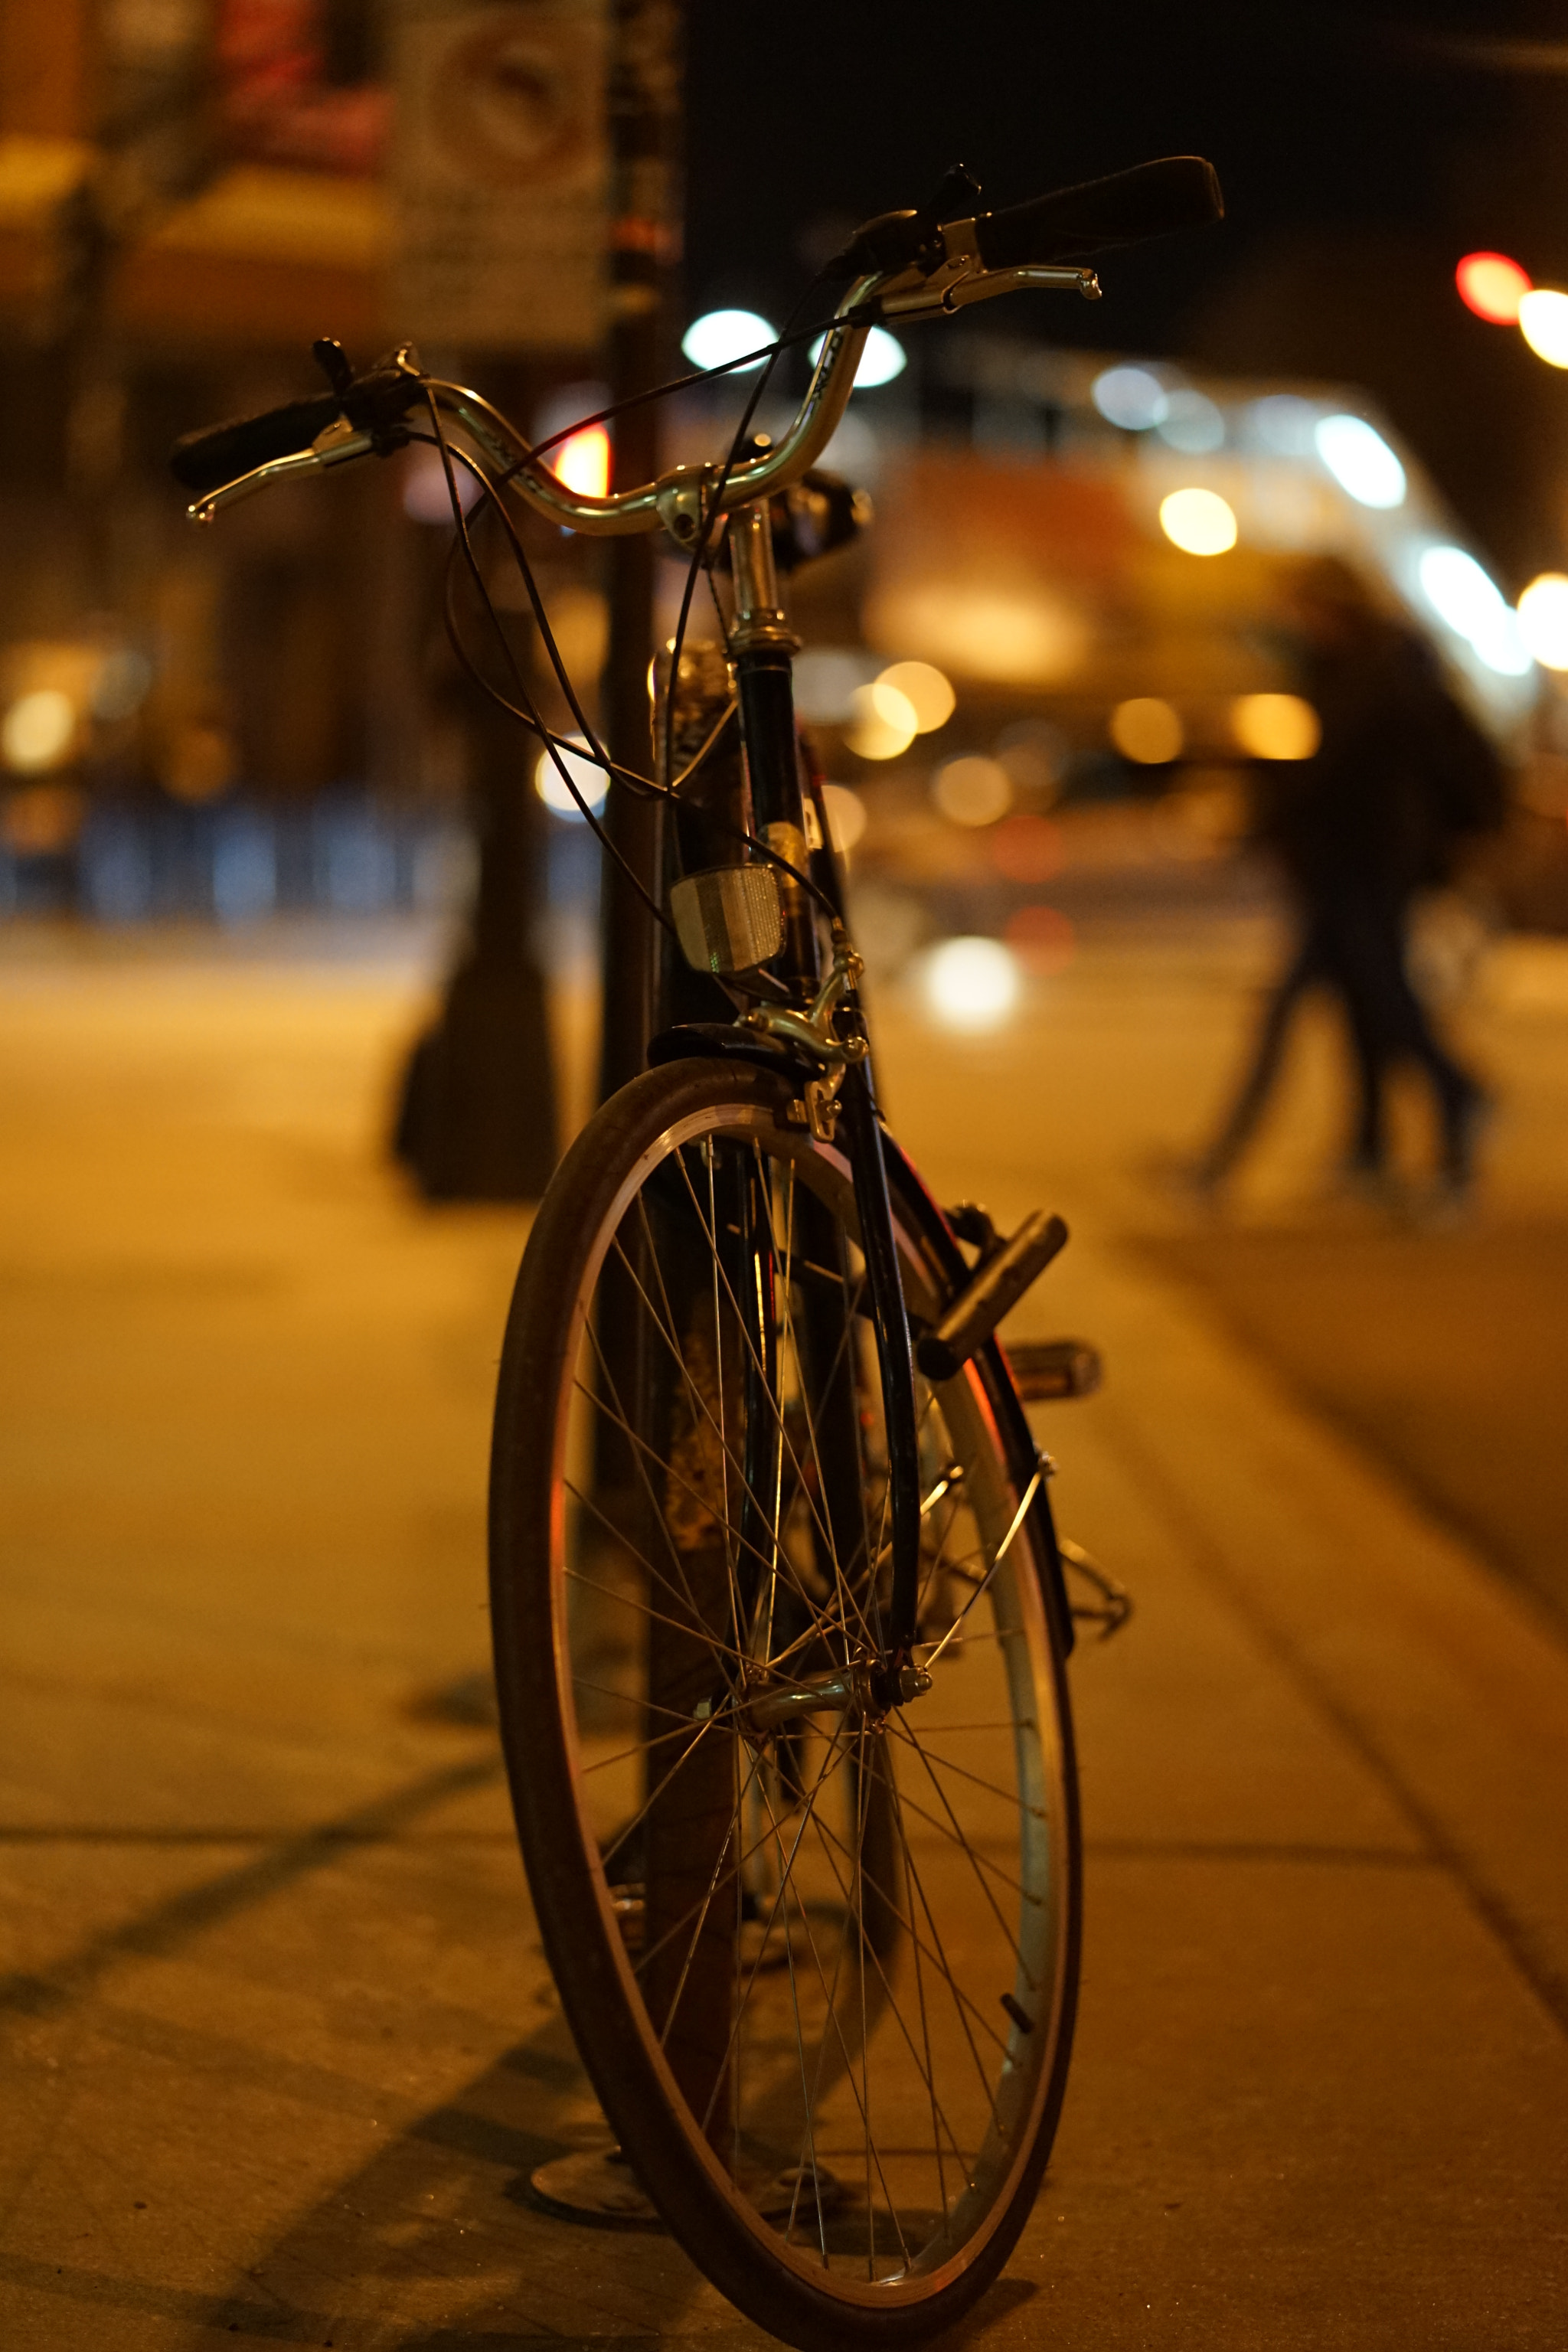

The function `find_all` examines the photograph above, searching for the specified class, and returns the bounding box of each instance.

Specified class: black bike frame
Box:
[720,498,925,1665]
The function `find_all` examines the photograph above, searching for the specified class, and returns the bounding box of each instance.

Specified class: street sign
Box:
[390,0,606,352]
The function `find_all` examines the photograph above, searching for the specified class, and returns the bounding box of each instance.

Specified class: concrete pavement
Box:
[2,916,1566,2348]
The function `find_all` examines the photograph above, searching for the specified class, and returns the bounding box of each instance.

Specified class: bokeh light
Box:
[535,735,609,818]
[1419,546,1534,675]
[402,445,483,522]
[1314,415,1406,509]
[808,325,906,387]
[932,754,1013,827]
[1230,694,1321,761]
[1004,903,1075,976]
[550,423,611,498]
[91,648,153,721]
[1247,394,1318,456]
[681,309,776,373]
[1158,488,1237,556]
[1157,389,1225,453]
[2,688,77,773]
[1518,289,1568,368]
[990,813,1063,884]
[847,680,917,760]
[820,782,867,852]
[793,649,877,724]
[162,724,234,803]
[919,936,1023,1032]
[874,660,955,733]
[1091,365,1168,430]
[995,720,1065,802]
[1517,573,1568,670]
[1455,251,1531,325]
[1110,697,1184,764]
[1,780,84,853]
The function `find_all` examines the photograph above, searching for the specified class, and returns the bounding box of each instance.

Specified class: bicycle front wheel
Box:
[489,1057,1079,2350]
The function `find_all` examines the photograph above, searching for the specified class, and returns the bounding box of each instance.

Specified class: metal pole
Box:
[595,0,682,1102]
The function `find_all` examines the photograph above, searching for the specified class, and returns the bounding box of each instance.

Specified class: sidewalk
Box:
[2,926,1565,2349]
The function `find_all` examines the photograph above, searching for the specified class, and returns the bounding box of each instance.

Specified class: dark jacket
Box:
[1258,622,1506,901]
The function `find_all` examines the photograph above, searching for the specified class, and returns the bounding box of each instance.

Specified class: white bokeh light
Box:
[1247,394,1319,457]
[1518,289,1568,368]
[808,325,906,388]
[1158,487,1237,556]
[535,736,609,818]
[1156,389,1225,453]
[681,309,776,374]
[1517,573,1568,670]
[1314,415,1406,509]
[1418,546,1534,676]
[1090,365,1168,431]
[919,936,1023,1032]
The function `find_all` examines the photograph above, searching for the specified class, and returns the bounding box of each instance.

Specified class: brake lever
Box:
[872,217,1101,321]
[187,416,390,524]
[186,343,425,524]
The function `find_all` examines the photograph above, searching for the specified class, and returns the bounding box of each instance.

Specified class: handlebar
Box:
[171,154,1222,541]
[972,155,1223,272]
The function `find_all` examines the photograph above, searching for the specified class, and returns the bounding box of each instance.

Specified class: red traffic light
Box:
[1455,251,1532,325]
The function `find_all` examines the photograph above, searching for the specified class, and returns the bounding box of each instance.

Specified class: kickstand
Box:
[1060,1537,1133,1641]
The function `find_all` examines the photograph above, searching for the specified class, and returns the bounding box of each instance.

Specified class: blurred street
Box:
[3,911,1566,2349]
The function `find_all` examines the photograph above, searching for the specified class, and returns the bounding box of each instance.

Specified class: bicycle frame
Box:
[708,493,926,1670]
[175,235,1105,1684]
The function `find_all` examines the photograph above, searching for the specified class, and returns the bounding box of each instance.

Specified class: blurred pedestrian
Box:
[1197,556,1504,1207]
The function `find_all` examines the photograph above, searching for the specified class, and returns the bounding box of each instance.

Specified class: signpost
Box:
[596,0,681,1104]
[389,0,612,1199]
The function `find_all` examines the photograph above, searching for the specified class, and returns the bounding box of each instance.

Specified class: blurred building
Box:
[676,330,1568,953]
[0,0,414,916]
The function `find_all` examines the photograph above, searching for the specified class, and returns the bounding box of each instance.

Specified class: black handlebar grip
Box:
[170,393,345,495]
[972,155,1223,271]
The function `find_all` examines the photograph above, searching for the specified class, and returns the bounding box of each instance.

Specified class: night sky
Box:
[683,2,1568,578]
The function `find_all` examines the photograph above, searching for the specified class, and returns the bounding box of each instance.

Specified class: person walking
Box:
[1196,556,1504,1207]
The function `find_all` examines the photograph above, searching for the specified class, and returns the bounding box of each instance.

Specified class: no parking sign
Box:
[390,0,607,351]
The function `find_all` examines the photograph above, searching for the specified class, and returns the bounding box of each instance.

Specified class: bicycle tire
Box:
[489,1056,1080,2350]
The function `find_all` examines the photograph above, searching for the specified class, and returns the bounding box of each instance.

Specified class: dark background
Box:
[683,0,1568,583]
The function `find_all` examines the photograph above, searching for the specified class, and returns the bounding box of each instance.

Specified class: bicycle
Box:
[172,151,1221,2352]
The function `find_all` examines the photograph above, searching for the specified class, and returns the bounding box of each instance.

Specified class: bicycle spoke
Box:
[884,1713,1045,1817]
[668,1147,873,1637]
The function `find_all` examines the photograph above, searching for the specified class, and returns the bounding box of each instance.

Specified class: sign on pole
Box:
[390,0,607,353]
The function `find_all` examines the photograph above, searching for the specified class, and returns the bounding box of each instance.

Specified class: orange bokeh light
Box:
[1455,251,1532,325]
[1004,903,1075,976]
[990,813,1063,884]
[550,423,612,499]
